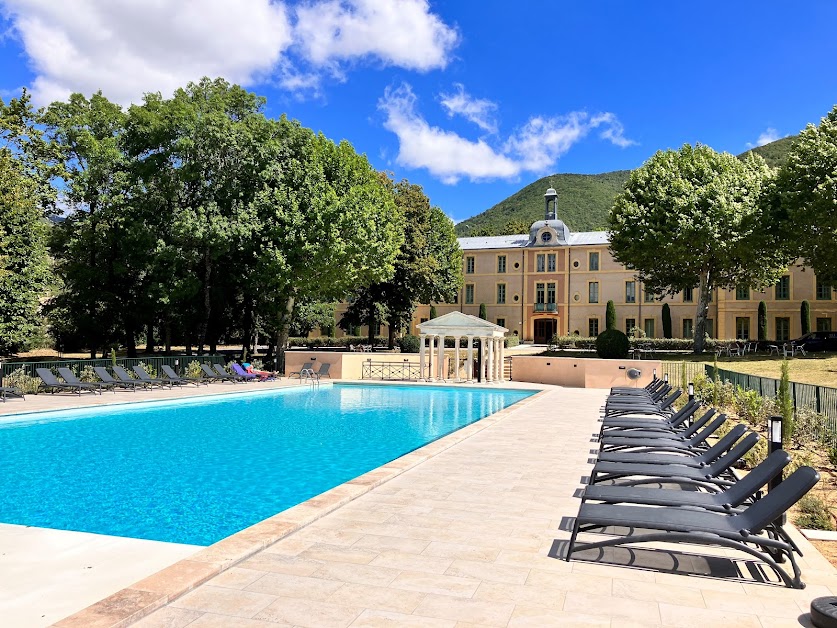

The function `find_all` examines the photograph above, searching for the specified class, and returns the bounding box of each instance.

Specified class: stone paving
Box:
[119,385,835,628]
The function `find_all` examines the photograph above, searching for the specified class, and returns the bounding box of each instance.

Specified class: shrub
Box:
[801,300,811,335]
[478,303,487,320]
[733,387,765,427]
[662,303,672,339]
[504,334,519,348]
[397,334,420,353]
[136,361,157,378]
[595,328,630,359]
[4,367,41,394]
[758,301,768,341]
[605,300,616,331]
[795,494,835,531]
[777,359,794,441]
[185,360,204,379]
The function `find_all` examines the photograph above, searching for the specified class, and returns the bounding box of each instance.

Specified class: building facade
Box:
[408,188,837,344]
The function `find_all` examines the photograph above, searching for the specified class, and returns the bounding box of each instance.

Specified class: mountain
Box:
[455,135,798,237]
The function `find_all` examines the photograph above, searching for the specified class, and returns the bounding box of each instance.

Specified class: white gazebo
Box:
[417,312,508,383]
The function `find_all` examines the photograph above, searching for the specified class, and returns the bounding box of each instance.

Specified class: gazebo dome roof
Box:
[418,311,507,337]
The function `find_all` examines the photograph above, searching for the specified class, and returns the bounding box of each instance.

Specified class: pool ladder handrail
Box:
[300,368,320,387]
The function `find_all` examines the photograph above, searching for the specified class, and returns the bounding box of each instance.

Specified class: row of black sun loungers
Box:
[565,377,819,589]
[33,363,266,396]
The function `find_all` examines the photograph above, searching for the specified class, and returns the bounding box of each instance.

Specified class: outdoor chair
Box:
[132,365,173,389]
[0,386,24,402]
[600,399,702,432]
[312,362,331,380]
[609,379,667,397]
[768,344,781,356]
[566,465,819,589]
[214,363,249,382]
[108,366,151,390]
[93,366,142,391]
[580,449,792,514]
[36,368,100,395]
[589,431,759,485]
[599,411,726,451]
[603,389,682,418]
[288,362,314,379]
[57,367,112,394]
[594,424,749,468]
[200,363,237,383]
[230,363,260,381]
[161,364,206,386]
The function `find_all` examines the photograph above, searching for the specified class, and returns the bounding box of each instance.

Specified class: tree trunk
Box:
[388,316,396,349]
[90,348,97,359]
[367,309,376,346]
[125,320,138,358]
[146,320,156,354]
[276,295,295,374]
[209,340,217,355]
[164,320,172,355]
[693,271,712,354]
[197,251,212,354]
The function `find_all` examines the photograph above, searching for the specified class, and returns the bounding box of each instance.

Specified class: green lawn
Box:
[666,353,837,388]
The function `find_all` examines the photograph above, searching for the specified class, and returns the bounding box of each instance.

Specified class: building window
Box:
[547,282,556,304]
[625,318,636,335]
[496,283,506,304]
[644,288,655,303]
[589,252,599,271]
[736,317,750,340]
[683,318,694,338]
[497,318,506,328]
[775,276,790,300]
[735,285,750,301]
[536,254,545,273]
[465,284,474,304]
[465,256,475,274]
[817,278,832,300]
[625,281,636,303]
[536,283,545,304]
[776,317,790,341]
[589,318,599,337]
[683,286,694,302]
[589,282,599,303]
[547,253,556,272]
[497,255,507,274]
[817,318,832,332]
[643,318,655,339]
[706,319,714,338]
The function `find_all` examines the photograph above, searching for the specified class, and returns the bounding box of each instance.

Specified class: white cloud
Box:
[439,83,497,133]
[293,0,458,72]
[746,127,783,149]
[380,83,634,184]
[0,0,458,105]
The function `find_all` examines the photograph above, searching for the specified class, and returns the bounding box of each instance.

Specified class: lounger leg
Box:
[566,517,582,562]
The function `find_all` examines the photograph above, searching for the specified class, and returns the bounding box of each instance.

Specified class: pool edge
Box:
[52,386,550,628]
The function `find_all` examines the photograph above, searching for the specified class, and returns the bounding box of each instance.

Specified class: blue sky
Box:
[1,1,836,223]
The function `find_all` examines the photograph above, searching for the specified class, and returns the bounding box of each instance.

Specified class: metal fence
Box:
[706,364,837,422]
[660,361,707,388]
[362,361,429,381]
[0,354,227,383]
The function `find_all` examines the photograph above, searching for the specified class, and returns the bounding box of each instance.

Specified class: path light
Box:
[653,368,657,380]
[688,382,694,402]
[768,415,786,526]
[664,373,669,383]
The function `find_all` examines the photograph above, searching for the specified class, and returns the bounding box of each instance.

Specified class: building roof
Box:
[458,230,608,250]
[418,311,508,337]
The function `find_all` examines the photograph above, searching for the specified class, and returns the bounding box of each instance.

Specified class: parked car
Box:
[790,331,837,352]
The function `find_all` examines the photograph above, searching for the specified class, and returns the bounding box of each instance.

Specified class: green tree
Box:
[290,302,336,338]
[801,300,811,335]
[609,144,789,353]
[0,151,51,353]
[605,300,616,330]
[429,305,437,319]
[662,303,672,338]
[772,105,837,281]
[758,301,768,341]
[777,358,794,441]
[479,303,487,319]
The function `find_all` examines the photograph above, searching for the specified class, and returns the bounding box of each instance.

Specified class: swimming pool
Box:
[0,384,533,545]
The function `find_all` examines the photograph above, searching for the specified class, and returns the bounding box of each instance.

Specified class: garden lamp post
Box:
[688,382,694,402]
[768,415,786,527]
[653,368,657,380]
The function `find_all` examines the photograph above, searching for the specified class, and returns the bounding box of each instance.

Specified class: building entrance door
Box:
[534,318,557,344]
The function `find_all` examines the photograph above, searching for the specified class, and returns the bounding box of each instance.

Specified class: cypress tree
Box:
[478,303,487,320]
[429,305,437,319]
[801,300,811,335]
[605,300,616,330]
[662,303,672,339]
[758,301,768,341]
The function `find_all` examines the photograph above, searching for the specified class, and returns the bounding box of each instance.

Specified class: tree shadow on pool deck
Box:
[551,518,787,587]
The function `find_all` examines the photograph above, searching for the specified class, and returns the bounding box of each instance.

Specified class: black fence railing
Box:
[362,361,429,381]
[0,355,227,383]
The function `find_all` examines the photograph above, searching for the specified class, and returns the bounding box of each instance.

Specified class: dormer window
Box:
[541,231,552,243]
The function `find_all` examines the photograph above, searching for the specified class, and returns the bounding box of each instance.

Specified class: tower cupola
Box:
[544,187,558,220]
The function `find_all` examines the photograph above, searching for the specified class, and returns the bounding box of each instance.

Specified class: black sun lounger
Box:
[600,411,726,451]
[580,450,792,514]
[590,431,760,486]
[37,368,101,395]
[567,465,820,589]
[109,366,152,390]
[604,390,682,417]
[0,386,24,401]
[214,363,248,382]
[610,378,666,396]
[161,365,206,386]
[93,366,142,391]
[132,365,173,389]
[201,363,237,383]
[57,367,113,394]
[593,424,749,468]
[600,400,702,431]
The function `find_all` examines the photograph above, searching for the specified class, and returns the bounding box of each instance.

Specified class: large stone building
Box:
[408,188,837,344]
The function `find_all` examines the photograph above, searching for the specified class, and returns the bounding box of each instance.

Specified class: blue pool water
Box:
[0,384,532,545]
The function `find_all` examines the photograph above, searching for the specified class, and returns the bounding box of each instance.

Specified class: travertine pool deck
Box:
[50,383,837,627]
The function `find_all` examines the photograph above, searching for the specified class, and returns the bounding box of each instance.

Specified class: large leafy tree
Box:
[609,144,789,353]
[0,152,50,353]
[772,105,837,282]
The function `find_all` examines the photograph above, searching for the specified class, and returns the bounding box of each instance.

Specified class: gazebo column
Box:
[453,336,461,381]
[497,338,505,381]
[419,334,427,380]
[437,334,446,380]
[486,336,495,382]
[466,336,474,381]
[428,335,436,380]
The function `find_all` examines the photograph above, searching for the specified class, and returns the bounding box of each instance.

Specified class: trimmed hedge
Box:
[596,329,630,359]
[287,335,389,348]
[548,334,751,352]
